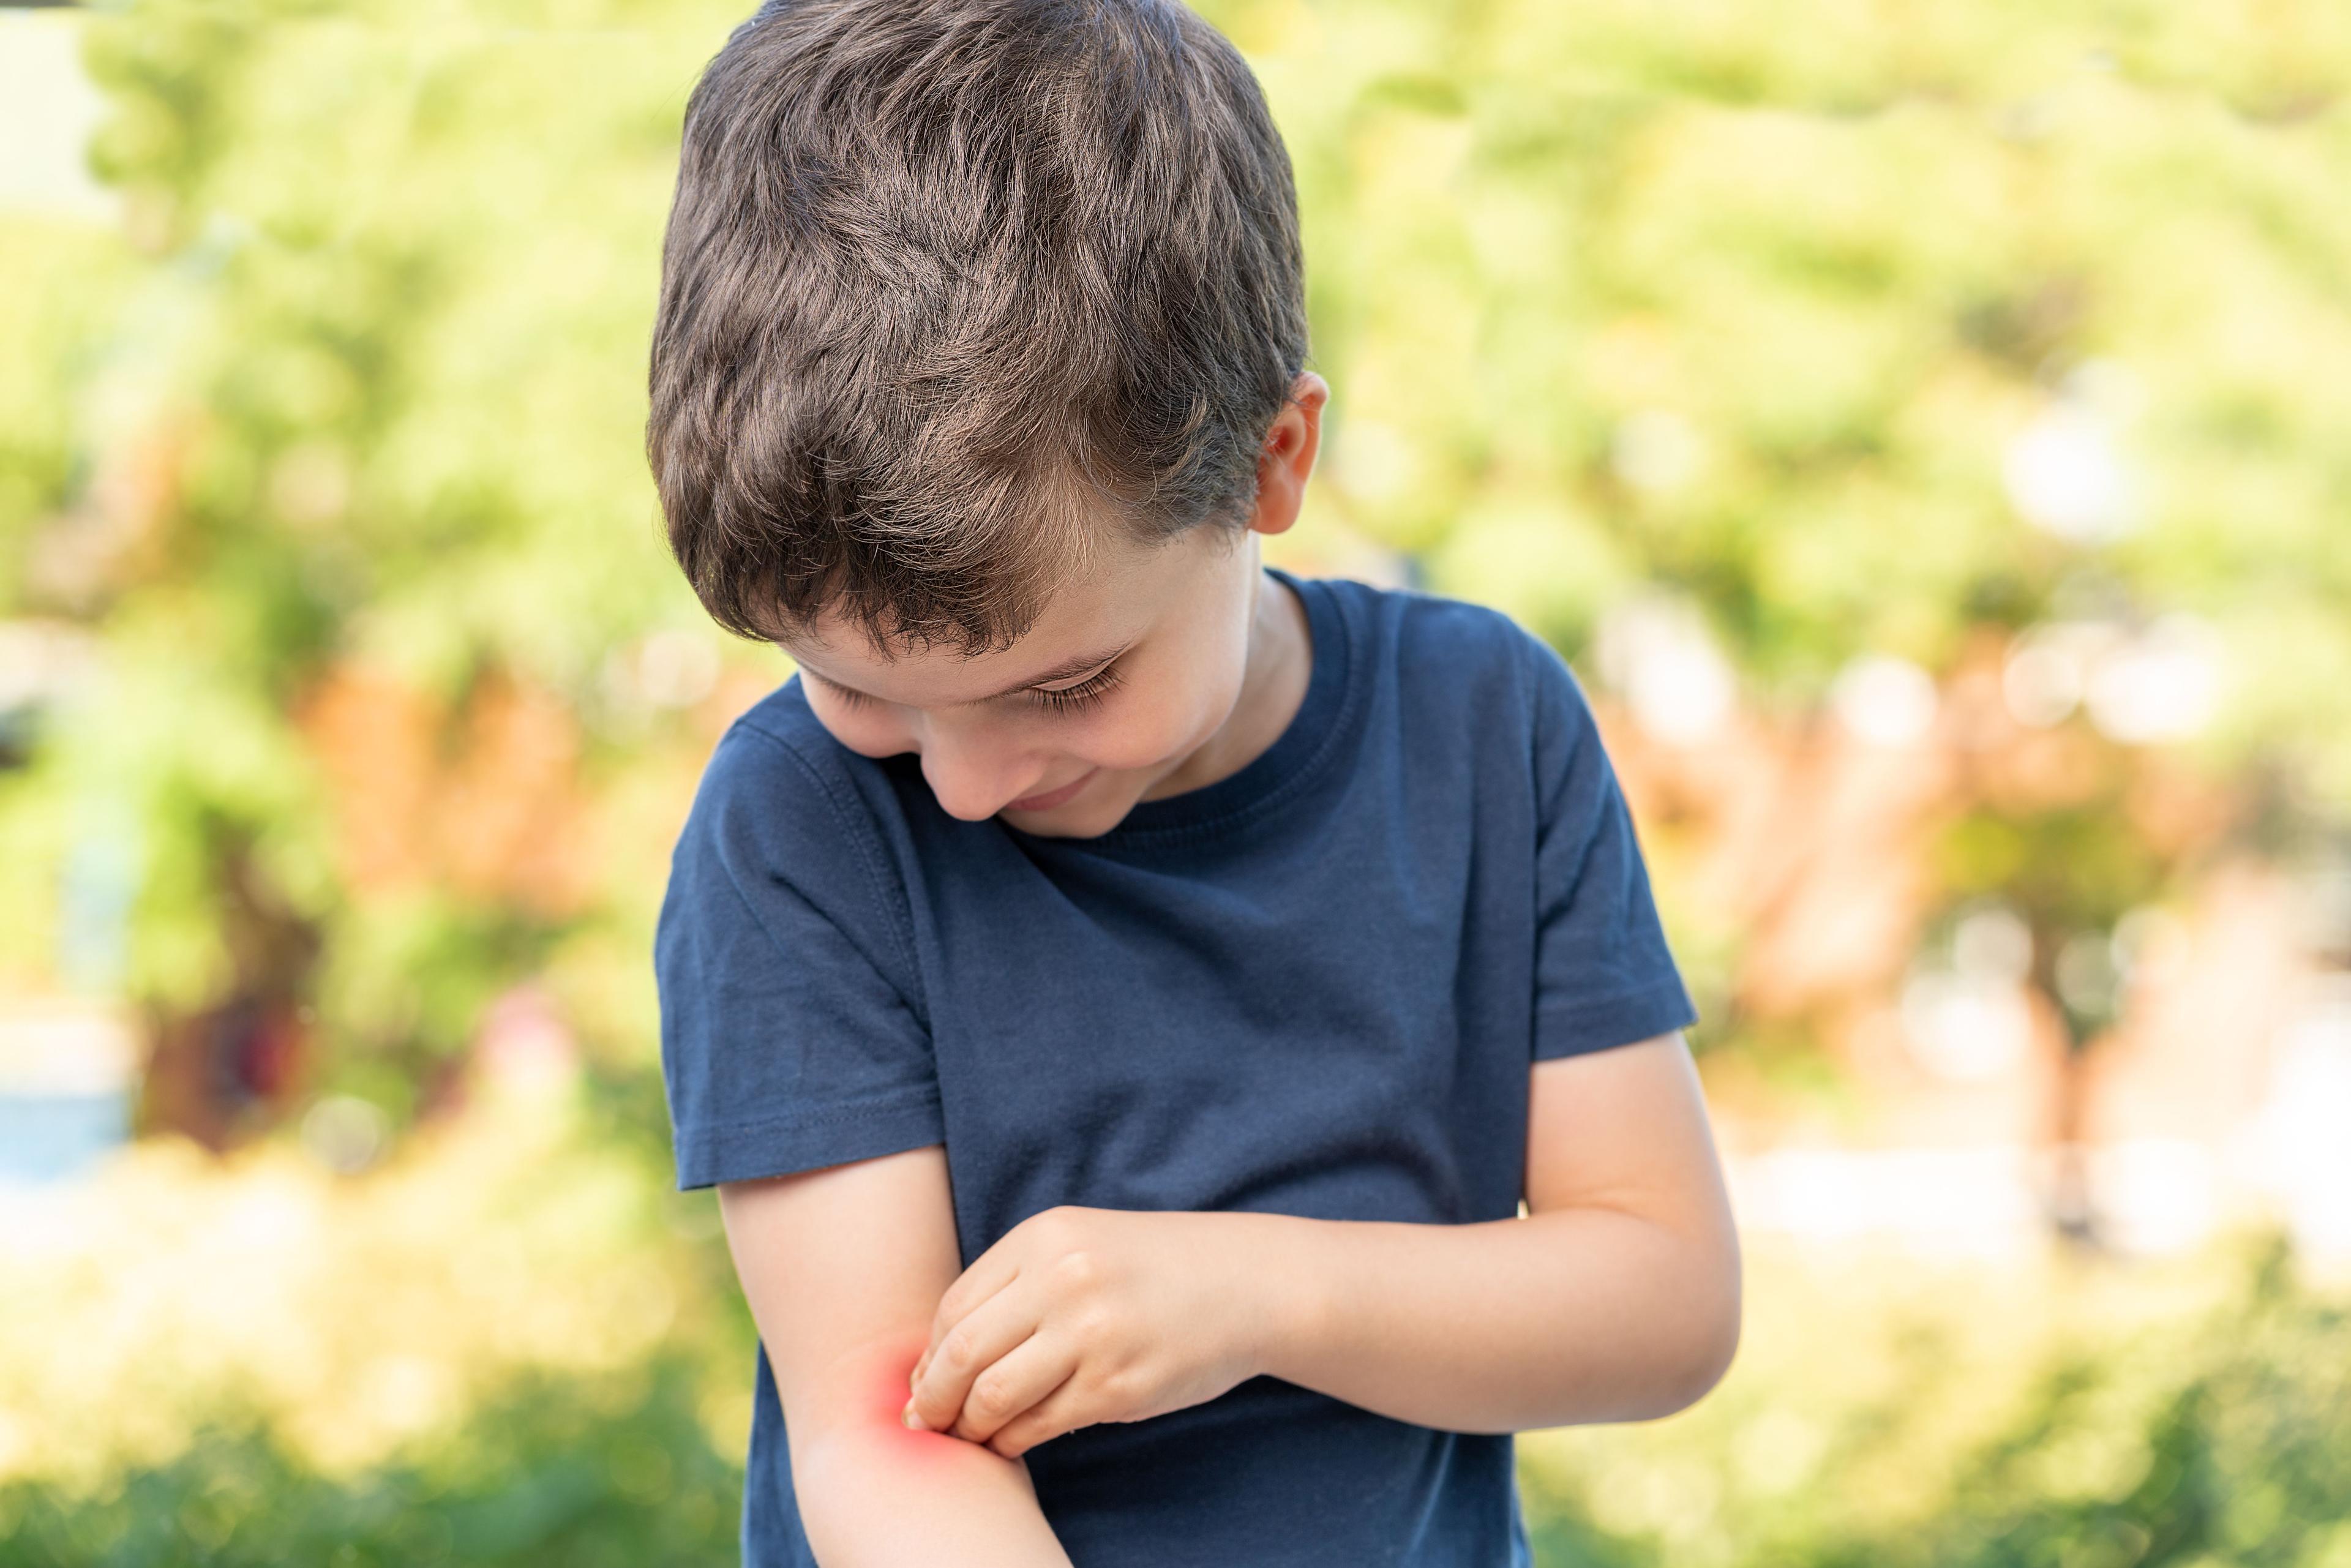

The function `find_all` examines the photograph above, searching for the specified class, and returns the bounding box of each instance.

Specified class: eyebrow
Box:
[806,640,1133,707]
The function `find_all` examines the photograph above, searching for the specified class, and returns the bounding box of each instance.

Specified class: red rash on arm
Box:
[857,1332,975,1464]
[786,1326,1070,1564]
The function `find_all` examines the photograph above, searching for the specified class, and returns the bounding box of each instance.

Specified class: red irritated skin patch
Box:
[857,1331,983,1466]
[784,1327,1048,1556]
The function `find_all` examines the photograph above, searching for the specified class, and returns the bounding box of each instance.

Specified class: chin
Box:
[1004,781,1145,839]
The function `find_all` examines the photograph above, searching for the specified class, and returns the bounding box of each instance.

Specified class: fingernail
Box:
[901,1405,926,1430]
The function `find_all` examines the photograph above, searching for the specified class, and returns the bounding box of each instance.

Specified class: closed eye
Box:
[806,662,1125,716]
[1026,662,1123,716]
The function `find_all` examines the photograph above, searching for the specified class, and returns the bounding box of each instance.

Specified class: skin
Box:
[737,366,1742,1506]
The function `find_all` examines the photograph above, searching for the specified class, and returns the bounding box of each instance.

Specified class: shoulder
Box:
[702,675,857,799]
[681,677,840,833]
[1307,572,1587,737]
[667,675,907,915]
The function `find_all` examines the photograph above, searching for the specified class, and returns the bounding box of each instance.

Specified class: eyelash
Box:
[817,664,1124,717]
[1026,664,1124,716]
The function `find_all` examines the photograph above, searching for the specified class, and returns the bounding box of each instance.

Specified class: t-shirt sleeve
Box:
[653,726,943,1191]
[1524,634,1700,1060]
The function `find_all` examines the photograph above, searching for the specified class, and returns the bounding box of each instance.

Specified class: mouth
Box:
[1006,768,1098,813]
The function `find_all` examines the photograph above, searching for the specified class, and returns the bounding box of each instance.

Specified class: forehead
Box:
[784,524,1196,708]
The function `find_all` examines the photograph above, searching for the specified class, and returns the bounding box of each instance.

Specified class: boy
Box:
[646,1,1742,1563]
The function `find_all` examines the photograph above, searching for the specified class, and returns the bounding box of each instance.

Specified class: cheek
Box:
[809,699,913,759]
[1086,664,1240,772]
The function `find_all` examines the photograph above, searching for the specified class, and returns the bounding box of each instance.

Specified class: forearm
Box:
[792,1330,1074,1567]
[1241,1205,1739,1433]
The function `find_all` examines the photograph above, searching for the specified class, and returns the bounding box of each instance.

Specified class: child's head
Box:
[647,0,1322,836]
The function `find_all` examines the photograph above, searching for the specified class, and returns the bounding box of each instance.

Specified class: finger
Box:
[950,1330,1079,1448]
[918,1241,1027,1380]
[983,1364,1097,1460]
[904,1282,1043,1433]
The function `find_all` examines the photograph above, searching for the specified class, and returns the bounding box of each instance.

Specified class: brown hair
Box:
[645,0,1311,656]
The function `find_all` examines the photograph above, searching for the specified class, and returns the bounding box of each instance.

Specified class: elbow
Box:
[1636,1222,1749,1420]
[1681,1289,1741,1411]
[1663,1229,1742,1416]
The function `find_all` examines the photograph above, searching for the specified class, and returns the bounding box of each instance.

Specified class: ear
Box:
[1247,372,1329,539]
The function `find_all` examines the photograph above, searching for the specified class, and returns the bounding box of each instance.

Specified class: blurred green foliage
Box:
[1275,0,2351,743]
[2,0,761,1126]
[1886,1238,2351,1567]
[0,1356,742,1567]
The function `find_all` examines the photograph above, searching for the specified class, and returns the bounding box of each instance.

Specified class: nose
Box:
[917,721,1045,822]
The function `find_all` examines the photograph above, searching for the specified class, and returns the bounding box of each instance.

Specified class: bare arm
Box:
[1245,1030,1742,1431]
[716,1145,1074,1566]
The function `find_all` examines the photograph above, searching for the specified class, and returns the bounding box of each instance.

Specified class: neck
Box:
[1141,558,1311,801]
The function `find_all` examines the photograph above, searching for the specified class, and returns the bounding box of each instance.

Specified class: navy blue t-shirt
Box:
[654,568,1698,1568]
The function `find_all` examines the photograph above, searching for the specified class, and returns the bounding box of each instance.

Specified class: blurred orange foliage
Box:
[298,662,592,918]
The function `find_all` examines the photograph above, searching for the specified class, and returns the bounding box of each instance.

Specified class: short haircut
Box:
[645,0,1311,656]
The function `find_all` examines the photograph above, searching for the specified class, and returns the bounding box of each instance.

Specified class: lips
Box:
[1007,768,1097,812]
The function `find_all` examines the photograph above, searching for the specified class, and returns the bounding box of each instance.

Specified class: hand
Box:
[899,1205,1288,1460]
